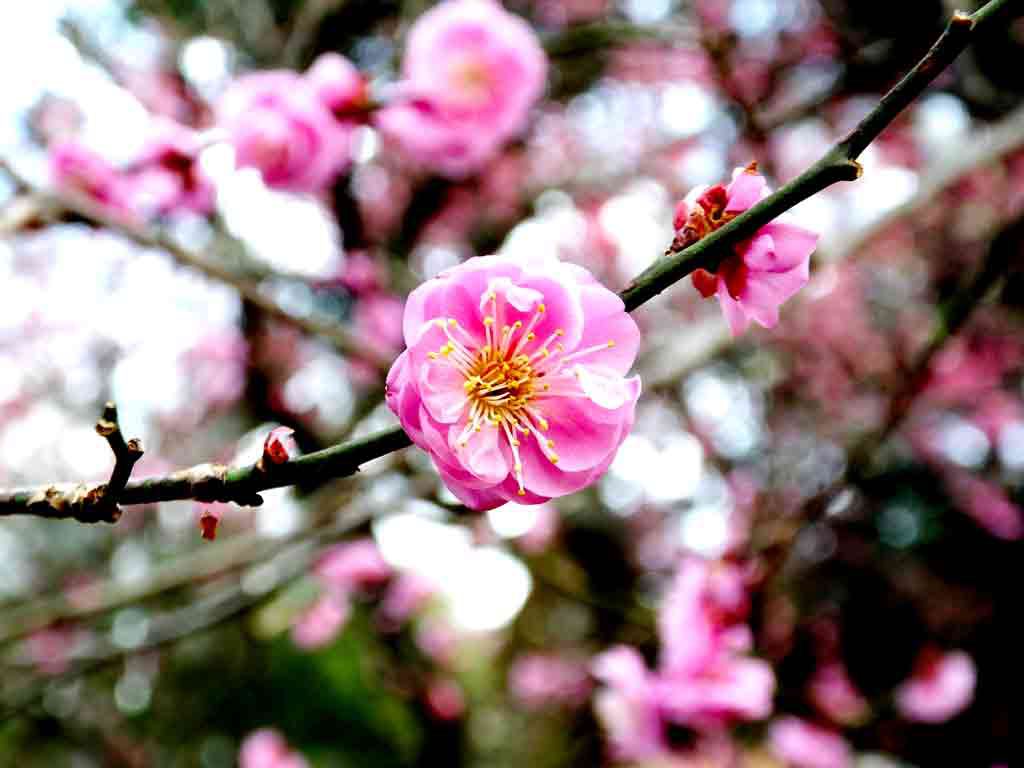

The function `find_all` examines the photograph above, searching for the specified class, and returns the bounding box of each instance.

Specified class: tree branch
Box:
[0,0,1014,521]
[0,159,392,373]
[618,0,1015,311]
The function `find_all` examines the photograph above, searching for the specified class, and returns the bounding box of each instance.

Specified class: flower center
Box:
[426,285,616,497]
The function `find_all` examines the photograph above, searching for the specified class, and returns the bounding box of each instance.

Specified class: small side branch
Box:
[9,403,144,524]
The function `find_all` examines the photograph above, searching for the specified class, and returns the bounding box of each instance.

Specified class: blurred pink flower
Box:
[425,678,466,720]
[895,649,976,723]
[509,652,592,710]
[354,293,406,356]
[315,539,392,594]
[375,0,547,177]
[386,252,641,510]
[769,717,852,768]
[592,646,666,762]
[217,71,354,192]
[49,139,133,218]
[239,729,309,768]
[291,593,350,650]
[340,251,388,296]
[26,625,84,676]
[677,166,818,336]
[945,471,1024,541]
[305,52,367,117]
[124,120,214,216]
[808,662,870,726]
[592,558,774,757]
[379,572,436,626]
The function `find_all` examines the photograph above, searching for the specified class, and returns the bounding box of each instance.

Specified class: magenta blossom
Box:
[386,253,641,510]
[895,649,977,723]
[769,717,852,768]
[375,0,547,177]
[217,71,354,192]
[676,166,818,336]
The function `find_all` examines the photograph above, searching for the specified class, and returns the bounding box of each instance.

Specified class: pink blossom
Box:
[49,139,133,217]
[375,0,547,177]
[217,71,354,192]
[354,293,406,356]
[239,729,309,768]
[591,646,666,762]
[769,717,852,768]
[386,253,641,510]
[305,52,367,117]
[895,649,976,723]
[676,166,818,336]
[379,572,436,626]
[314,539,392,593]
[592,559,774,756]
[124,120,214,216]
[945,470,1023,541]
[262,426,298,465]
[425,678,466,720]
[509,652,592,710]
[291,593,350,650]
[808,662,869,726]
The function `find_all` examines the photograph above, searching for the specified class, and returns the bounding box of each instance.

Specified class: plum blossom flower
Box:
[375,0,547,177]
[217,70,354,192]
[769,717,852,768]
[591,646,666,761]
[386,253,641,510]
[291,539,393,649]
[49,139,133,218]
[592,558,775,760]
[239,729,308,768]
[675,165,818,336]
[291,593,350,650]
[123,120,214,216]
[895,649,977,723]
[305,52,367,117]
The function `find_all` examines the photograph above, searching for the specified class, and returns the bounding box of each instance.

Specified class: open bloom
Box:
[386,253,640,510]
[592,558,775,760]
[676,166,818,336]
[217,71,354,193]
[375,0,547,177]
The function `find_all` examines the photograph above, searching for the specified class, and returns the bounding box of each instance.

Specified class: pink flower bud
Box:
[263,426,298,465]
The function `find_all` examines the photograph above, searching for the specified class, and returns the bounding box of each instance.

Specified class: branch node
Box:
[85,402,144,524]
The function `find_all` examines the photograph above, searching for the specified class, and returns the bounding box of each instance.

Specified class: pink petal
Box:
[419,360,468,423]
[725,170,768,213]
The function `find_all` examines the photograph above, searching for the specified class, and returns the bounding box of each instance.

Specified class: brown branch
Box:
[7,402,143,524]
[0,159,392,373]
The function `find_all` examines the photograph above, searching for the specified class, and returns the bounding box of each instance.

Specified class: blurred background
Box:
[0,0,1020,766]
